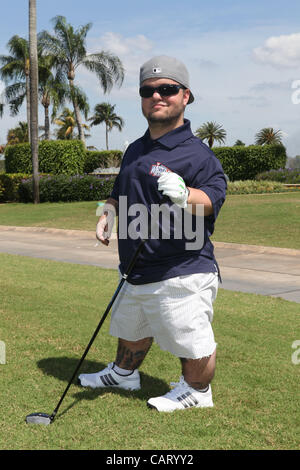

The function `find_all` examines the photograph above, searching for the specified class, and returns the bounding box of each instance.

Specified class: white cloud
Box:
[98,32,153,55]
[88,32,154,81]
[253,33,300,68]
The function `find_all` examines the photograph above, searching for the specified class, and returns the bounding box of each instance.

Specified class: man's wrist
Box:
[186,187,191,203]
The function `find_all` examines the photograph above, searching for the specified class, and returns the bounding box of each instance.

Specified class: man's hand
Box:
[96,204,116,246]
[158,172,189,208]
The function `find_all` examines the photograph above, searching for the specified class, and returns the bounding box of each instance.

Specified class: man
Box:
[78,56,227,412]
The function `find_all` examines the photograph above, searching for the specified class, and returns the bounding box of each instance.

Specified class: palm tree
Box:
[38,54,89,140]
[234,139,245,146]
[88,102,124,150]
[39,16,124,145]
[54,107,90,140]
[195,121,227,148]
[7,121,29,144]
[29,0,39,204]
[255,127,283,145]
[0,35,31,140]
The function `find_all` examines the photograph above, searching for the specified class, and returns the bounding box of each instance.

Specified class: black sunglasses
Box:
[139,84,185,98]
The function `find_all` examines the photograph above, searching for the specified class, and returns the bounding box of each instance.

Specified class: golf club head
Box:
[26,412,52,425]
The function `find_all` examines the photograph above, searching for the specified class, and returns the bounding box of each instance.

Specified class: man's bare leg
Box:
[180,349,216,390]
[115,337,153,370]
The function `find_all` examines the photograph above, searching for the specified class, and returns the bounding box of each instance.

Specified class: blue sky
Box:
[1,0,300,156]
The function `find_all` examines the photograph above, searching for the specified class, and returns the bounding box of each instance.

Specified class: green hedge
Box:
[0,173,32,202]
[255,168,300,183]
[213,144,287,181]
[226,180,288,194]
[18,174,116,203]
[5,140,86,175]
[84,150,123,173]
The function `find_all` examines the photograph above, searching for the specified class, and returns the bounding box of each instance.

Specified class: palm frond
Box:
[83,52,124,92]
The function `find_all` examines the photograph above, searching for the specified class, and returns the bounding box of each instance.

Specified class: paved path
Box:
[0,225,300,303]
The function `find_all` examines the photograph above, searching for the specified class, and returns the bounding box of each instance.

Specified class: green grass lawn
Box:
[212,192,300,249]
[0,253,299,450]
[0,192,299,248]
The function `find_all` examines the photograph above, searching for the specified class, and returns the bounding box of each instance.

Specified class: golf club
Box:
[26,196,168,425]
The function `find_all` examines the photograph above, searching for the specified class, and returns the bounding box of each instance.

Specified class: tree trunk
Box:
[25,69,31,144]
[29,0,39,203]
[106,124,109,150]
[69,79,85,146]
[44,104,50,140]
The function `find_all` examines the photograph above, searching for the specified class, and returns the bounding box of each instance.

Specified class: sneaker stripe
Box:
[177,398,189,408]
[100,375,110,386]
[177,392,198,408]
[189,394,199,406]
[177,394,190,408]
[100,373,119,386]
[182,393,195,408]
[107,373,119,386]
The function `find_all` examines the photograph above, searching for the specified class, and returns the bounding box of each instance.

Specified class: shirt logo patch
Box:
[149,162,172,177]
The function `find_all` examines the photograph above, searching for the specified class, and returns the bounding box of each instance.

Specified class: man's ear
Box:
[183,88,191,106]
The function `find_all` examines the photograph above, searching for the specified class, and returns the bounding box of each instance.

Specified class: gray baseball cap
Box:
[139,55,194,104]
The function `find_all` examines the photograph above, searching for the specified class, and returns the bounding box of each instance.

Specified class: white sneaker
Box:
[78,362,141,391]
[147,376,213,412]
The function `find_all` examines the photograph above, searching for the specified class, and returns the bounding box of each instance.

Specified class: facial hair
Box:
[142,94,187,127]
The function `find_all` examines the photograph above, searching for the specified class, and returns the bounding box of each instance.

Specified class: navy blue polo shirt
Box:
[110,119,227,284]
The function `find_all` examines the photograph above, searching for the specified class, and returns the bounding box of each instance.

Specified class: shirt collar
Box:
[143,119,193,150]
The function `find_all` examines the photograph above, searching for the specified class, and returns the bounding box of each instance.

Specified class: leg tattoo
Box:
[115,338,153,370]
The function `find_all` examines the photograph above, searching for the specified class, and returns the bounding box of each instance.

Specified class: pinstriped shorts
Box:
[109,272,219,359]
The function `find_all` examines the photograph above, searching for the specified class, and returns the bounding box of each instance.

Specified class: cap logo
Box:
[152,67,161,73]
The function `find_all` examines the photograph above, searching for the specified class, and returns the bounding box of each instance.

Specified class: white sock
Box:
[113,363,134,376]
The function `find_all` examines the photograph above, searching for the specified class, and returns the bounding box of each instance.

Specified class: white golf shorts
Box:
[109,271,219,359]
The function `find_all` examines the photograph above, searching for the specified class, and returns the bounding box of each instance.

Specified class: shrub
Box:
[0,175,5,200]
[18,174,116,203]
[84,150,123,173]
[0,173,32,202]
[5,140,86,175]
[213,144,287,181]
[226,180,287,194]
[255,168,300,183]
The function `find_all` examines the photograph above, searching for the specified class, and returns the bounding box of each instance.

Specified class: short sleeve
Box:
[191,152,227,220]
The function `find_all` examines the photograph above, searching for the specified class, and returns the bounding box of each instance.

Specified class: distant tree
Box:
[88,102,124,150]
[195,121,226,148]
[39,16,124,145]
[0,35,38,144]
[255,127,283,145]
[7,121,29,144]
[234,139,245,146]
[39,54,89,141]
[54,107,90,140]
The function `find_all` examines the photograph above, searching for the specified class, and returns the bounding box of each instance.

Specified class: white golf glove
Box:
[157,172,190,208]
[96,203,116,245]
